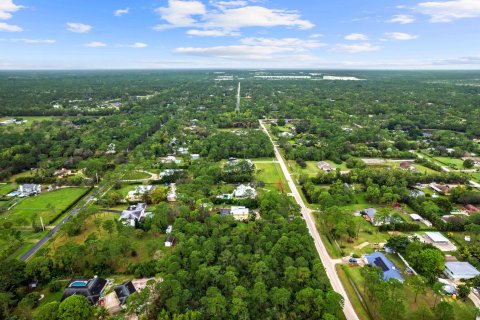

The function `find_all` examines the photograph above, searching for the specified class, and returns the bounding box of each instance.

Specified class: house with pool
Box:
[61,276,107,304]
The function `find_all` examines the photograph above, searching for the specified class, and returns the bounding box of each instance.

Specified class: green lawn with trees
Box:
[5,187,89,226]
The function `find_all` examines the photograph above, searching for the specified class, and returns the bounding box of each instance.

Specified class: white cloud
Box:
[0,22,21,31]
[309,33,323,38]
[204,6,314,30]
[416,0,480,22]
[432,56,480,65]
[387,14,415,24]
[186,29,240,36]
[0,0,22,20]
[114,8,130,17]
[384,32,419,40]
[210,1,247,10]
[129,42,147,48]
[344,33,368,41]
[240,37,325,48]
[175,37,322,60]
[84,41,106,47]
[154,1,314,35]
[154,0,206,29]
[333,43,380,53]
[66,22,92,33]
[0,38,55,43]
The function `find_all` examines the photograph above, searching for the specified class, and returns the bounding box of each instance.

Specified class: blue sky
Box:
[0,0,479,69]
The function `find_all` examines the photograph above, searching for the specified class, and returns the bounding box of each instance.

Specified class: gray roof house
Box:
[119,203,148,227]
[445,262,480,280]
[114,281,137,305]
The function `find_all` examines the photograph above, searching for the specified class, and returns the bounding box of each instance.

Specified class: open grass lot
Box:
[7,170,36,182]
[433,156,465,170]
[4,187,89,226]
[336,265,372,320]
[288,160,320,177]
[288,160,349,178]
[340,261,477,320]
[470,172,480,183]
[123,170,152,180]
[48,212,167,271]
[413,164,440,174]
[0,183,16,196]
[254,160,291,193]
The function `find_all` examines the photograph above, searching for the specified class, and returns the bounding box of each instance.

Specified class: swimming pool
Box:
[70,281,88,287]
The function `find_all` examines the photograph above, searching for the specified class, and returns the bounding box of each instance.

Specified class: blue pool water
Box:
[70,281,87,287]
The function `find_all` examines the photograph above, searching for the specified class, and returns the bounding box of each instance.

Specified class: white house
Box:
[317,161,335,172]
[127,185,154,201]
[424,232,456,251]
[17,184,41,197]
[425,232,449,243]
[106,143,116,155]
[167,184,177,202]
[160,156,181,164]
[191,154,200,161]
[177,147,189,155]
[445,262,480,280]
[233,184,257,199]
[410,214,423,221]
[231,206,250,221]
[119,203,149,227]
[165,236,175,247]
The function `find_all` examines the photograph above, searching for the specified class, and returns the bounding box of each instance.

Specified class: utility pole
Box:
[40,216,45,231]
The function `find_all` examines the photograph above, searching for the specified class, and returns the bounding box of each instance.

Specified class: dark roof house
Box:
[61,276,107,304]
[114,281,137,305]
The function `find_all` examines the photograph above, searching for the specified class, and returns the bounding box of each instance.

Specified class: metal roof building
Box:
[445,262,480,280]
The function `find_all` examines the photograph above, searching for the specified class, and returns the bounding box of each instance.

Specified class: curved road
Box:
[260,120,359,320]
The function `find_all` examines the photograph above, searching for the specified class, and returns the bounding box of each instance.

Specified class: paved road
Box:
[260,120,359,320]
[468,292,480,320]
[20,185,105,261]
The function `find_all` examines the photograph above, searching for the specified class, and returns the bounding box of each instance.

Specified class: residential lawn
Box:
[0,183,16,196]
[413,164,439,174]
[4,187,88,226]
[254,161,291,193]
[433,157,465,169]
[123,170,152,180]
[326,160,349,171]
[337,265,372,320]
[470,172,480,183]
[8,170,36,182]
[344,261,477,320]
[47,212,166,271]
[288,160,320,177]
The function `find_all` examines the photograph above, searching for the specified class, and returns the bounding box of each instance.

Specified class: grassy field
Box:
[4,187,88,226]
[432,156,465,170]
[470,172,480,183]
[254,160,291,193]
[0,183,16,196]
[123,170,152,180]
[288,160,320,177]
[413,164,440,174]
[337,265,372,320]
[288,160,349,178]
